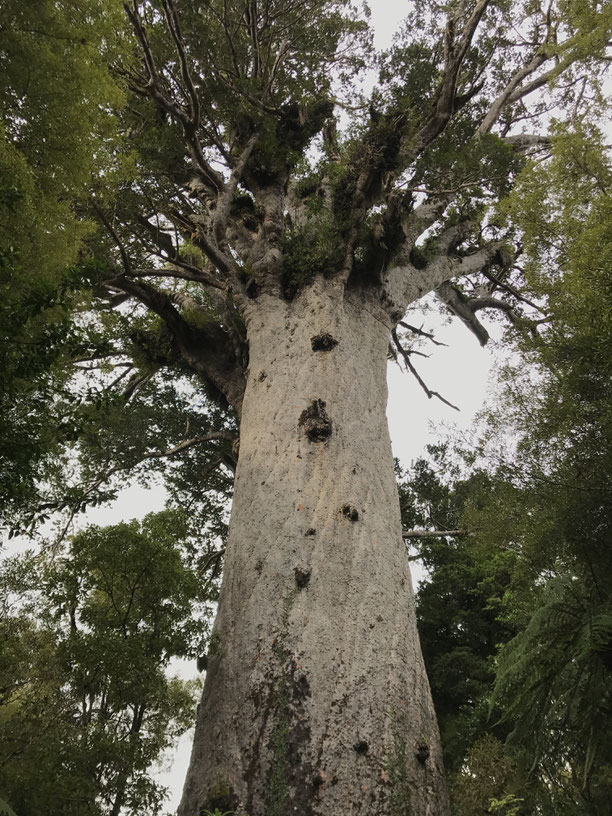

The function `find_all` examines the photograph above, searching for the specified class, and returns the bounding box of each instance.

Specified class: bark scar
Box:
[294,567,311,588]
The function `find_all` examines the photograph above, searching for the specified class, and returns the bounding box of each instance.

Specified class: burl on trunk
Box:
[179,279,449,816]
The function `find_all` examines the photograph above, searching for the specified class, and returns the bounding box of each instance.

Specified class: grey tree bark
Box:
[178,278,449,816]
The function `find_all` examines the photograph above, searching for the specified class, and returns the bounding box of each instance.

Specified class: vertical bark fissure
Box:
[178,279,449,816]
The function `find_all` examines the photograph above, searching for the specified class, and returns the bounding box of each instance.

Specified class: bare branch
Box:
[92,202,132,274]
[160,0,200,126]
[402,528,470,538]
[398,321,448,347]
[58,431,237,518]
[392,328,459,411]
[481,267,547,313]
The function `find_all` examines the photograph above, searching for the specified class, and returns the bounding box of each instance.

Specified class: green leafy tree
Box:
[410,125,612,814]
[399,453,518,771]
[481,122,612,816]
[0,0,126,514]
[0,511,215,816]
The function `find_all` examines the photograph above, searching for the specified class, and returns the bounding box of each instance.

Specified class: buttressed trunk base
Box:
[179,279,450,816]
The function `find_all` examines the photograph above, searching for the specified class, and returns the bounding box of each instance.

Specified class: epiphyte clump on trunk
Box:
[311,333,338,352]
[341,504,359,521]
[294,567,311,588]
[298,399,332,442]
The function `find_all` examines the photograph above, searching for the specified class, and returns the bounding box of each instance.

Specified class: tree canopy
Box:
[0,510,219,815]
[1,0,611,534]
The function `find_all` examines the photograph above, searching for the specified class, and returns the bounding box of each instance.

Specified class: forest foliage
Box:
[400,124,612,814]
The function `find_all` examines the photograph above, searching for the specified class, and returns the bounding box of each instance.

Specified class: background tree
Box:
[1,1,611,814]
[0,511,215,816]
[405,124,612,815]
[399,452,518,772]
[0,0,128,515]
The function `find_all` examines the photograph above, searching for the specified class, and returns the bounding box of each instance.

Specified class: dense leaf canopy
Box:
[0,511,216,815]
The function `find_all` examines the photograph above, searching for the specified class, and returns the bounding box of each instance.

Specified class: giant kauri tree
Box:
[1,0,611,814]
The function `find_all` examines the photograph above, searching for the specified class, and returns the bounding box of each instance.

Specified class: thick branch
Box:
[415,0,492,150]
[437,283,536,344]
[385,239,507,317]
[110,276,246,410]
[477,50,548,135]
[436,281,491,345]
[125,267,224,287]
[402,528,469,538]
[214,131,259,247]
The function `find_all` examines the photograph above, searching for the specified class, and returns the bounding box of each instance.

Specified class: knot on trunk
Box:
[299,399,332,442]
[311,333,338,352]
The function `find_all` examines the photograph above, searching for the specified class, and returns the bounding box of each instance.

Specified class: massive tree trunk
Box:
[178,278,449,816]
